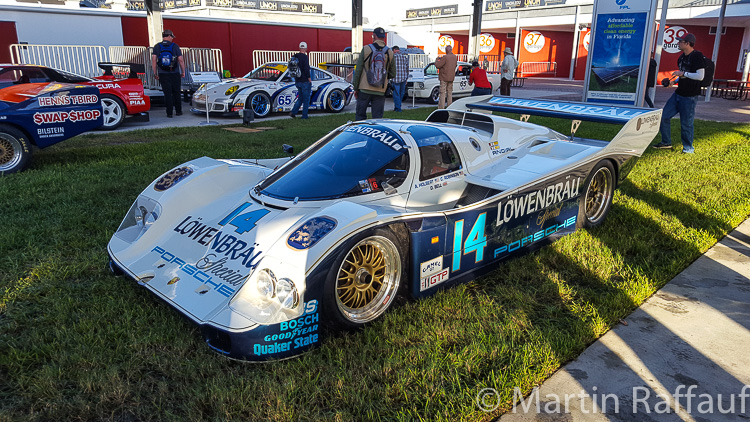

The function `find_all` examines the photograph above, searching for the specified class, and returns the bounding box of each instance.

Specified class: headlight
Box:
[229,258,305,324]
[416,82,425,89]
[114,196,162,243]
[225,85,239,96]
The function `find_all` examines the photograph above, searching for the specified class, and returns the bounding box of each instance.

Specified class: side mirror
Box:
[282,144,294,155]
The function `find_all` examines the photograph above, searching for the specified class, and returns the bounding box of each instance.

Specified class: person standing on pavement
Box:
[289,41,312,119]
[500,47,519,96]
[151,29,185,118]
[353,27,395,121]
[469,60,493,96]
[391,46,409,112]
[435,45,457,109]
[653,33,704,154]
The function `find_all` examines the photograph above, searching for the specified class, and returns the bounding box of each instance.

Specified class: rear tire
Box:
[0,124,32,176]
[99,94,126,130]
[577,160,615,228]
[323,227,405,330]
[326,88,346,113]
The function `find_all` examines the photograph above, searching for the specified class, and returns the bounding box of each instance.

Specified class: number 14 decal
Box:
[219,202,270,234]
[452,213,487,272]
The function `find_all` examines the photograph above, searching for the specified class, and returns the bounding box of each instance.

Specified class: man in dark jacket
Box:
[653,33,704,154]
[290,41,312,119]
[151,29,185,118]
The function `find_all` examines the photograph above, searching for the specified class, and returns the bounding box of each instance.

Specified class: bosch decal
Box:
[253,300,320,356]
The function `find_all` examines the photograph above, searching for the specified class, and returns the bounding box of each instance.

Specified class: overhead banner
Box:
[485,0,566,11]
[583,0,658,106]
[406,5,458,19]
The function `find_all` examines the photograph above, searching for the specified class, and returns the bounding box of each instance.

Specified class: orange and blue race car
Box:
[0,82,103,175]
[0,64,149,130]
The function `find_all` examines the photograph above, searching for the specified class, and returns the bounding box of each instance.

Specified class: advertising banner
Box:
[406,5,458,19]
[583,0,658,105]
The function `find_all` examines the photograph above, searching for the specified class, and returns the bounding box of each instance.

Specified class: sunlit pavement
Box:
[499,219,750,421]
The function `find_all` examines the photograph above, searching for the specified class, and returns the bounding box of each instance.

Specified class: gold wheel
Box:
[335,235,401,324]
[584,166,613,225]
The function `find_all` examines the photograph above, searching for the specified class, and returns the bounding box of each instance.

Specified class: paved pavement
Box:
[111,78,750,133]
[500,219,750,421]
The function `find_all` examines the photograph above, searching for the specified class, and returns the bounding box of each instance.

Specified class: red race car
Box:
[0,63,149,130]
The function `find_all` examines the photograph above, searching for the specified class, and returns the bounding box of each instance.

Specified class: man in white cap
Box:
[500,47,518,96]
[290,41,312,119]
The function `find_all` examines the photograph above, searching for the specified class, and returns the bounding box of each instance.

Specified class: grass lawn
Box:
[1,107,749,421]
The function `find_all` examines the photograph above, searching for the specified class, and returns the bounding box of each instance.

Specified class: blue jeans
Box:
[659,92,698,153]
[392,81,406,111]
[471,87,492,96]
[291,81,312,118]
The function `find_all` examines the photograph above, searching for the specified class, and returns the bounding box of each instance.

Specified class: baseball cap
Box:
[393,45,400,50]
[299,41,308,49]
[676,33,696,44]
[373,27,386,39]
[162,29,175,38]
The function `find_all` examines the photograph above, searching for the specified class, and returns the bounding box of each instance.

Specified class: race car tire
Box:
[323,226,406,330]
[429,87,440,104]
[0,124,32,176]
[326,89,346,113]
[99,94,126,130]
[577,160,616,228]
[247,92,271,118]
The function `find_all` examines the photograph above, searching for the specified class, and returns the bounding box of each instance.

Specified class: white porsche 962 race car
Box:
[408,61,503,103]
[108,96,661,361]
[191,62,353,118]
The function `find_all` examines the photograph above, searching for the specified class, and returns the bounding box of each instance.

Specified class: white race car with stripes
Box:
[191,62,353,118]
[109,96,661,361]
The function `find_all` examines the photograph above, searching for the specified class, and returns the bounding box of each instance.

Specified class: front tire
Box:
[0,124,32,176]
[326,88,346,113]
[577,160,615,228]
[323,227,405,329]
[99,94,126,130]
[429,86,440,104]
[247,92,271,118]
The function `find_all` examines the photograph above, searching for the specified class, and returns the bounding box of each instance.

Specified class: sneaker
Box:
[176,111,183,116]
[682,149,695,154]
[652,143,672,149]
[289,113,296,119]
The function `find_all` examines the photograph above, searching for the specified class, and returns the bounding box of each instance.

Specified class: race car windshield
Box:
[242,64,287,81]
[257,124,409,201]
[54,69,92,83]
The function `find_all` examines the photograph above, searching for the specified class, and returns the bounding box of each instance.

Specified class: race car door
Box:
[453,63,473,96]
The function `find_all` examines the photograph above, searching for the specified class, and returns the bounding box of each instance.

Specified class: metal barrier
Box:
[310,52,356,67]
[252,50,297,69]
[409,54,431,69]
[519,61,557,77]
[10,44,108,78]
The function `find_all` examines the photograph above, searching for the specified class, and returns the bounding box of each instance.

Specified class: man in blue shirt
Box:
[290,41,312,119]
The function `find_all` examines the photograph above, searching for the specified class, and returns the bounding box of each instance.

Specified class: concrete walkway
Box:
[500,218,750,421]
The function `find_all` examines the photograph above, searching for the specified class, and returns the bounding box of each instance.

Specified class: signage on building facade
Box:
[485,0,566,12]
[127,0,322,12]
[583,0,659,106]
[406,5,458,19]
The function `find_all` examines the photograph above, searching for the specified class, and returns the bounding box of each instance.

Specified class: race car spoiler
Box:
[464,96,652,125]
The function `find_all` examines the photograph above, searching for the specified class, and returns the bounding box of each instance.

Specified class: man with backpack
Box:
[151,29,185,118]
[289,41,312,119]
[653,33,705,154]
[353,27,396,121]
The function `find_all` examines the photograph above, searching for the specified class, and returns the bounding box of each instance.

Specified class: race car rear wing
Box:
[447,96,663,157]
[98,62,146,79]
